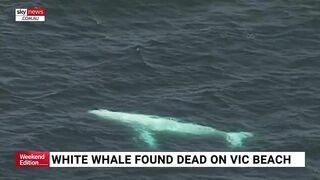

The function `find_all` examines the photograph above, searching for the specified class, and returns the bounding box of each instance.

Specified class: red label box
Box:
[16,152,49,168]
[27,8,46,16]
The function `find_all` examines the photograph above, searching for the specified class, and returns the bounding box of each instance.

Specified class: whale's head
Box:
[88,109,124,122]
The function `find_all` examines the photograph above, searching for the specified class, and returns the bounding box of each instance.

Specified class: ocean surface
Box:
[1,0,320,179]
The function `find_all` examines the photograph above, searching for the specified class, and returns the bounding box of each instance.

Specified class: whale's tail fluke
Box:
[226,132,254,148]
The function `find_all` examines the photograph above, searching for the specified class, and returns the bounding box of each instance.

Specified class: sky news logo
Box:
[15,8,46,22]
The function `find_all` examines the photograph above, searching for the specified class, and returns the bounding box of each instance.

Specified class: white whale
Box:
[88,109,253,148]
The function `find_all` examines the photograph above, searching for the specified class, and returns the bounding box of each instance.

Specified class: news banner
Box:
[16,152,305,168]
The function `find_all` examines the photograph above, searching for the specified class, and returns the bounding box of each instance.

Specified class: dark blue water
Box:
[1,0,319,179]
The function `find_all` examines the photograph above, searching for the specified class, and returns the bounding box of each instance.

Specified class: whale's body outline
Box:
[88,109,253,148]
